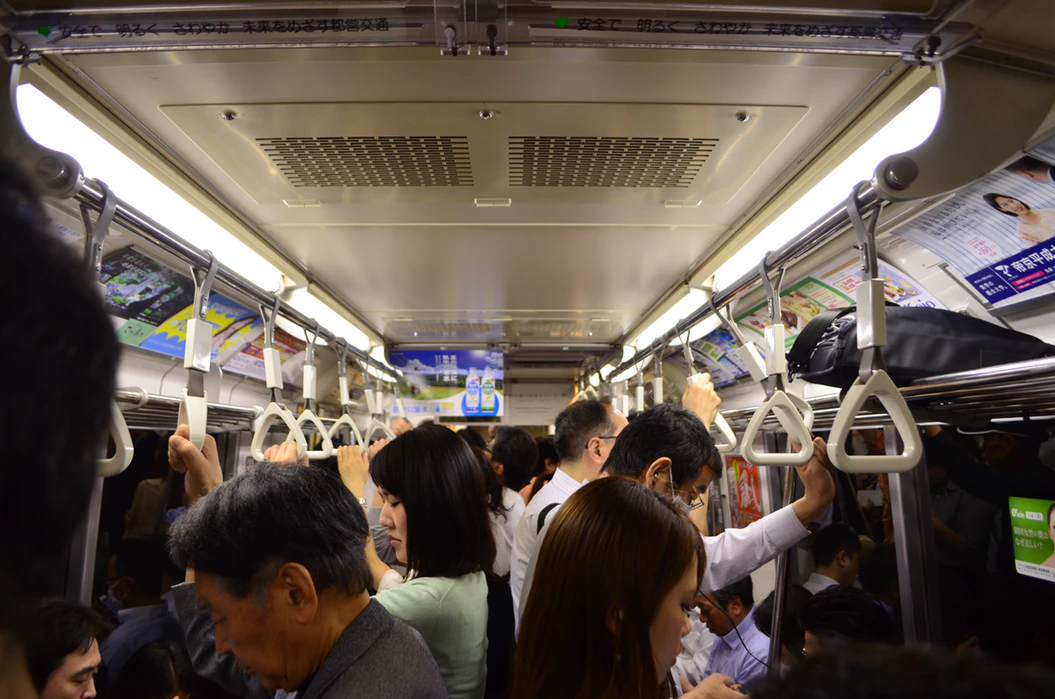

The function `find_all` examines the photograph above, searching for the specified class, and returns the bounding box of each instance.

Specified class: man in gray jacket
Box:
[166,428,448,698]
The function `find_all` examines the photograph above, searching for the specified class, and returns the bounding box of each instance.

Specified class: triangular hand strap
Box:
[287,409,334,460]
[97,401,135,477]
[328,412,364,447]
[712,413,739,454]
[251,402,307,461]
[829,370,921,474]
[741,390,815,467]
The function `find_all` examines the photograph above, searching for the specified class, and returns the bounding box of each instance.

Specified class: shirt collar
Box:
[553,467,588,494]
[718,607,758,648]
[116,603,168,624]
[808,572,840,589]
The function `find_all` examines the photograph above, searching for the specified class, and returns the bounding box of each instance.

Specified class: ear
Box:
[727,597,744,617]
[605,604,625,634]
[644,457,673,488]
[273,563,319,623]
[836,550,850,568]
[491,460,505,476]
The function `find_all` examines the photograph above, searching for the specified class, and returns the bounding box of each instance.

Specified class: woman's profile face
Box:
[1049,508,1055,543]
[378,487,409,564]
[995,196,1029,216]
[648,556,698,684]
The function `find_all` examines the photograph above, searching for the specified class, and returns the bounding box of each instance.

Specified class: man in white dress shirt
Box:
[802,523,862,594]
[510,400,627,622]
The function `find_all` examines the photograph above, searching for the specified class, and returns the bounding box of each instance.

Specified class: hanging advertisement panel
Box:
[724,455,764,529]
[100,247,195,346]
[139,292,261,362]
[388,350,504,417]
[1009,497,1055,584]
[224,327,308,384]
[890,155,1055,306]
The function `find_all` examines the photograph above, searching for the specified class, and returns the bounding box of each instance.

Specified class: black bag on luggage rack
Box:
[786,305,1055,390]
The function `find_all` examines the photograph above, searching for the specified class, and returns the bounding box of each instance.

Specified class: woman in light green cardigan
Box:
[339,427,495,699]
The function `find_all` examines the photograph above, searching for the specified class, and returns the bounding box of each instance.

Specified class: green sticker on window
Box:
[1009,497,1055,584]
[117,319,157,347]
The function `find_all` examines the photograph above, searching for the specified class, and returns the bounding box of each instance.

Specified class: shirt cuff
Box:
[766,504,809,550]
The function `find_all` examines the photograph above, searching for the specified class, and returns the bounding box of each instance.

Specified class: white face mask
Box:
[102,577,130,613]
[651,471,692,515]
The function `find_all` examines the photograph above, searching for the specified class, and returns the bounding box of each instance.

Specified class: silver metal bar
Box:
[888,426,942,645]
[766,433,796,673]
[64,477,103,605]
[75,180,396,379]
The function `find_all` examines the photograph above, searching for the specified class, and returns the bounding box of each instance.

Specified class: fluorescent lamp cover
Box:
[629,287,707,349]
[286,288,371,351]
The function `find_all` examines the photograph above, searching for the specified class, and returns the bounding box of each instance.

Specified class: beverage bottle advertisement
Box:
[387,349,504,417]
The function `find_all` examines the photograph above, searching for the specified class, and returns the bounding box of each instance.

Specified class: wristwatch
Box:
[358,496,367,508]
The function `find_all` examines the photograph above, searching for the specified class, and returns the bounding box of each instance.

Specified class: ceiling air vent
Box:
[257,136,473,187]
[509,136,717,188]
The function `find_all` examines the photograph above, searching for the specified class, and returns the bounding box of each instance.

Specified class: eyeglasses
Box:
[656,471,707,511]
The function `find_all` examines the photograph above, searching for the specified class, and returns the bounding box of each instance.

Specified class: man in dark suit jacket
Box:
[166,431,448,698]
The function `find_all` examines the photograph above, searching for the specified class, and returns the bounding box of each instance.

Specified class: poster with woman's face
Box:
[1009,497,1055,584]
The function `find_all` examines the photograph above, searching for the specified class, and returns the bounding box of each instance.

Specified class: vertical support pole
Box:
[888,426,943,645]
[65,477,104,605]
[765,433,796,674]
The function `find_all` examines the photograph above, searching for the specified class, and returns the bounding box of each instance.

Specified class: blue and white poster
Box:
[388,350,504,417]
[891,155,1055,306]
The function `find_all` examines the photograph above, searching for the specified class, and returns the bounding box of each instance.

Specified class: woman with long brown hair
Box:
[514,477,741,699]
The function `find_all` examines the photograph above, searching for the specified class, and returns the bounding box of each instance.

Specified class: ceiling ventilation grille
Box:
[509,136,717,188]
[257,136,473,187]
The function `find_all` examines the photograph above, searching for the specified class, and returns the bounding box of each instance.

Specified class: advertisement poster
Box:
[735,277,855,350]
[816,251,945,310]
[388,350,504,417]
[1009,497,1055,584]
[724,455,764,529]
[224,327,308,384]
[891,155,1055,306]
[100,247,195,347]
[139,292,262,362]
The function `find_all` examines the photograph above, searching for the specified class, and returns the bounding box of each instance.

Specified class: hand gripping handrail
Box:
[287,321,334,460]
[829,182,921,474]
[359,357,396,444]
[250,295,307,461]
[80,181,134,477]
[741,252,815,467]
[680,330,738,454]
[327,340,364,447]
[178,252,218,451]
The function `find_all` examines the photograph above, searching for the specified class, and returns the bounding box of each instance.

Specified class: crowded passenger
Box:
[519,437,560,503]
[924,437,998,571]
[392,417,415,436]
[165,431,448,697]
[108,640,195,699]
[802,523,862,593]
[858,542,901,627]
[343,425,494,699]
[754,585,813,670]
[697,576,770,690]
[799,585,894,656]
[490,426,538,494]
[23,599,111,699]
[514,477,741,699]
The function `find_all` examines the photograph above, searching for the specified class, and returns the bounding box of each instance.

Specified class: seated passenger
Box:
[23,599,111,699]
[803,523,862,594]
[165,431,447,698]
[510,400,628,622]
[99,537,185,689]
[698,576,770,690]
[109,640,194,699]
[344,425,494,699]
[518,437,560,503]
[514,477,741,699]
[490,426,538,495]
[754,584,813,669]
[798,585,893,656]
[751,644,1055,699]
[0,162,120,695]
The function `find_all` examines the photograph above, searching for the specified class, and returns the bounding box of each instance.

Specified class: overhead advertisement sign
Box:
[1009,497,1055,584]
[388,350,504,418]
[891,155,1055,307]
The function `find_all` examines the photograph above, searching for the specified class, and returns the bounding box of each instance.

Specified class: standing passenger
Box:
[490,427,538,495]
[23,599,111,699]
[519,437,560,503]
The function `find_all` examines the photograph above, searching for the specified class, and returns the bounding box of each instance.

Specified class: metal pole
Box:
[766,432,797,674]
[887,426,942,645]
[65,477,104,605]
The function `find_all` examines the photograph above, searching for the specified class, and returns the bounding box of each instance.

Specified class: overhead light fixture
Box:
[286,287,372,351]
[589,373,600,387]
[599,363,615,381]
[628,287,707,350]
[475,198,512,208]
[16,85,285,293]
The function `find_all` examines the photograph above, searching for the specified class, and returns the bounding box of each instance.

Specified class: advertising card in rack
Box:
[724,455,764,529]
[388,350,504,417]
[1009,497,1055,584]
[890,154,1055,307]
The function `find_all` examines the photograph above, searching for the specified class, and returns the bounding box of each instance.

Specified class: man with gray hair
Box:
[166,427,447,698]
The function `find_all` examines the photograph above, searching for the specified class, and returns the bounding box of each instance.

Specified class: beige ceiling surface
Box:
[61,47,891,344]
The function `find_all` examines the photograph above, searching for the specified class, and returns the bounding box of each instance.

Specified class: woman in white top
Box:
[340,427,494,699]
[983,192,1055,245]
[469,445,527,578]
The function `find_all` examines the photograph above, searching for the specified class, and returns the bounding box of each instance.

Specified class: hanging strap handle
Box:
[681,328,738,454]
[829,182,921,474]
[80,181,134,477]
[250,295,306,460]
[178,252,219,450]
[251,402,308,462]
[290,321,334,460]
[709,294,767,382]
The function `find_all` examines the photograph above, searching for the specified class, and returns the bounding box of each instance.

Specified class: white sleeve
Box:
[700,505,807,593]
[509,512,536,622]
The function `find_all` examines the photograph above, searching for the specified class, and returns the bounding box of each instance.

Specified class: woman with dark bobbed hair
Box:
[982,192,1055,244]
[341,425,495,699]
[513,477,741,699]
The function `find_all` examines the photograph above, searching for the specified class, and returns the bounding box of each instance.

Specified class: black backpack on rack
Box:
[786,305,1055,390]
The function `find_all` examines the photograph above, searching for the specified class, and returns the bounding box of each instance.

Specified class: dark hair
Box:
[799,586,893,644]
[983,192,1030,216]
[23,598,112,691]
[1048,501,1055,522]
[370,425,496,578]
[712,575,755,610]
[528,470,555,503]
[110,640,194,699]
[752,645,1055,699]
[812,523,862,567]
[0,162,120,631]
[858,542,898,597]
[1007,155,1052,175]
[514,477,706,699]
[491,426,538,491]
[603,404,720,488]
[755,585,812,659]
[168,463,372,597]
[458,428,489,452]
[113,536,169,597]
[473,446,509,518]
[533,437,560,477]
[553,401,616,463]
